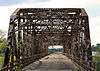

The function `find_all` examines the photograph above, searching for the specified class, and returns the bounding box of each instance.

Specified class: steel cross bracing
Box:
[1,8,95,71]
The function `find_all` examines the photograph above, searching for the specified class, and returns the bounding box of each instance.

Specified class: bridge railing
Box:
[63,53,96,71]
[0,53,47,71]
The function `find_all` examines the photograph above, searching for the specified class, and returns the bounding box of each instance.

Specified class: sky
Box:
[0,0,100,45]
[48,45,63,49]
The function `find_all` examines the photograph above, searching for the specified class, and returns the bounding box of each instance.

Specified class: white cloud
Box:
[89,16,100,45]
[3,0,100,8]
[48,45,63,49]
[0,7,10,31]
[23,0,100,8]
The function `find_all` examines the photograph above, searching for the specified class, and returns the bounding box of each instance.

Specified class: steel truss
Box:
[2,8,95,71]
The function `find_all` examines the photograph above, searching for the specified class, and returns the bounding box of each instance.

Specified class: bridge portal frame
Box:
[2,8,95,71]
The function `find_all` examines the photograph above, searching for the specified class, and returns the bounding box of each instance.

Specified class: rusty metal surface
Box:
[2,8,95,71]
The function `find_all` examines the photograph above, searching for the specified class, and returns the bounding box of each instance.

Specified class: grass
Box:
[0,55,4,69]
[93,56,100,71]
[93,56,100,62]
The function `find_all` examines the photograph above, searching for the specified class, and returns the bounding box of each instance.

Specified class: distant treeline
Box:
[92,44,100,52]
[48,48,63,54]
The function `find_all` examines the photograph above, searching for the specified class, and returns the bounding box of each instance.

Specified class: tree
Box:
[0,30,7,55]
[92,45,96,51]
[95,44,100,52]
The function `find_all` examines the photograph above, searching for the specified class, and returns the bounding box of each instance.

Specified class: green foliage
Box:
[0,39,7,53]
[0,56,4,68]
[93,56,100,62]
[0,30,7,69]
[93,43,100,71]
[0,30,7,54]
[48,48,63,54]
[96,62,100,71]
[93,56,100,71]
[95,44,100,52]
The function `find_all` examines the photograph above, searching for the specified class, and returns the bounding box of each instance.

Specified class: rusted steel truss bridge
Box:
[1,8,95,71]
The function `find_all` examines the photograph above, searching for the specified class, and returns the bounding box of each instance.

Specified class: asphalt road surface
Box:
[22,53,78,71]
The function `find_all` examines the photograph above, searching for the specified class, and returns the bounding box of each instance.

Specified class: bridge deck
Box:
[22,53,79,71]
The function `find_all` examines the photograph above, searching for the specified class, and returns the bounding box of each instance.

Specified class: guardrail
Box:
[0,53,47,71]
[63,53,96,71]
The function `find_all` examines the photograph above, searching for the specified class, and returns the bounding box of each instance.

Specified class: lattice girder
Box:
[2,8,95,71]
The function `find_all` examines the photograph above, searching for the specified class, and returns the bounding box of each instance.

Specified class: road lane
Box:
[22,53,78,71]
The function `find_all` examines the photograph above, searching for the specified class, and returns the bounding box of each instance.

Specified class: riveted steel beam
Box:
[2,8,95,71]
